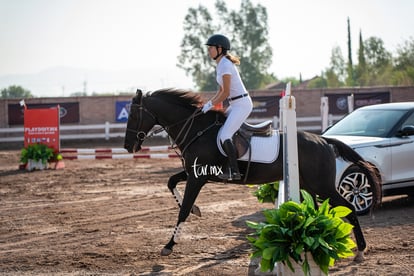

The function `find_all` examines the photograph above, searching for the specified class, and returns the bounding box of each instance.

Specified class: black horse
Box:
[124,89,380,260]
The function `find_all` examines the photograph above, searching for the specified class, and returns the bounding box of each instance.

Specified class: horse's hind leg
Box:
[328,192,366,262]
[167,170,201,217]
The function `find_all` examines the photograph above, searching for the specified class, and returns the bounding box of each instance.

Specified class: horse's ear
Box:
[135,89,143,104]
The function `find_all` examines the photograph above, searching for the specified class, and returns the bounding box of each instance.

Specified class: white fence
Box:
[0,115,344,143]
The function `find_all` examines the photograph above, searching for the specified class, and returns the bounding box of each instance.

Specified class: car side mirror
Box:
[396,125,414,137]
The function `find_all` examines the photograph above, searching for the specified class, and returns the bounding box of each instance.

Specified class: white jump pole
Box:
[347,94,354,113]
[321,96,329,132]
[278,82,300,205]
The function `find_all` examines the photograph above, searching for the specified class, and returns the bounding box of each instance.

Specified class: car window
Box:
[401,112,414,128]
[324,109,406,137]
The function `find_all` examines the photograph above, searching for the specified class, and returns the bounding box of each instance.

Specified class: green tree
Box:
[307,72,328,89]
[177,5,216,91]
[178,0,274,91]
[346,17,355,86]
[1,85,33,99]
[70,91,88,97]
[364,36,393,85]
[327,46,346,87]
[308,47,345,89]
[355,30,368,86]
[393,37,414,85]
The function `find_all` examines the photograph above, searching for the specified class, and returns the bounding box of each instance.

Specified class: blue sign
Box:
[116,101,131,122]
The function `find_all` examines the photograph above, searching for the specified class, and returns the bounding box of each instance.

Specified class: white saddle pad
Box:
[217,129,280,164]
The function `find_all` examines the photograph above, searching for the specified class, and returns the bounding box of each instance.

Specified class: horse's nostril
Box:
[124,144,132,153]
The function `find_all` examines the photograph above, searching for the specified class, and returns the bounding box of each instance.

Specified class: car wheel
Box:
[338,165,373,215]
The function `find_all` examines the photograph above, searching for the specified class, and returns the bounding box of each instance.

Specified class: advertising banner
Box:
[117,97,279,122]
[326,92,390,114]
[24,106,60,151]
[221,96,281,119]
[116,101,131,122]
[250,96,280,118]
[9,102,79,125]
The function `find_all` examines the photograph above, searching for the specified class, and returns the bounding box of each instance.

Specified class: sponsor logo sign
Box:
[116,101,131,122]
[24,106,60,151]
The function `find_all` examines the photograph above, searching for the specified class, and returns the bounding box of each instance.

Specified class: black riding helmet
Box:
[206,34,230,60]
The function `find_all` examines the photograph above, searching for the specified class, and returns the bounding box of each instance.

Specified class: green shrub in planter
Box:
[20,143,55,165]
[247,190,356,275]
[253,182,279,203]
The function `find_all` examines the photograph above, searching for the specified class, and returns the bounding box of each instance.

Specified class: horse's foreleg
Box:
[161,221,186,256]
[167,171,201,217]
[161,176,204,256]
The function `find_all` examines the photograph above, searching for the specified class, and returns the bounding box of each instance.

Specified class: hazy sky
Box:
[1,0,413,96]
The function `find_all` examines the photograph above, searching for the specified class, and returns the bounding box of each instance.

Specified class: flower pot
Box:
[277,254,325,276]
[27,159,48,171]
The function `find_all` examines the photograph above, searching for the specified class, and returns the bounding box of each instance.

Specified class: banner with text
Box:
[9,102,79,125]
[24,106,60,151]
[116,101,131,122]
[223,96,280,118]
[326,92,390,114]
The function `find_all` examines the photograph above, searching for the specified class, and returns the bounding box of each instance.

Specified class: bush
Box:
[247,190,356,275]
[253,182,279,203]
[20,144,56,164]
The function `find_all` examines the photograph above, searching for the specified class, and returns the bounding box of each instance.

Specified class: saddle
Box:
[232,120,273,158]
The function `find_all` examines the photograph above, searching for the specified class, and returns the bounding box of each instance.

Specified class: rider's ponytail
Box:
[225,53,240,65]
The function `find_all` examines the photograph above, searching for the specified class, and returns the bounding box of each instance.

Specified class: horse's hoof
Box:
[354,251,365,263]
[191,205,202,217]
[160,247,173,256]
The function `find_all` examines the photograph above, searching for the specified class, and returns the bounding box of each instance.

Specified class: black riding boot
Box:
[219,139,241,181]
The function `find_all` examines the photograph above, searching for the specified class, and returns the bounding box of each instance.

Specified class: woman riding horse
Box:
[124,88,380,261]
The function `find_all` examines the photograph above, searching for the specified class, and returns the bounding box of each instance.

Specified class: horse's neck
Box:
[153,105,196,139]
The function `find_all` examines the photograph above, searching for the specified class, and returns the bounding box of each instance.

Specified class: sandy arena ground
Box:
[0,149,413,275]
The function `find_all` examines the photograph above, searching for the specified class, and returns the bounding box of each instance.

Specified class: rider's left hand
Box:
[202,100,213,113]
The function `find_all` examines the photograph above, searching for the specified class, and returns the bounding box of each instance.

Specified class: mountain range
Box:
[0,66,193,97]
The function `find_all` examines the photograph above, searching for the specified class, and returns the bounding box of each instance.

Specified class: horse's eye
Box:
[129,112,137,120]
[129,105,138,119]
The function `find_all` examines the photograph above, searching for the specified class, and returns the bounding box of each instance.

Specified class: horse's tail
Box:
[323,136,382,210]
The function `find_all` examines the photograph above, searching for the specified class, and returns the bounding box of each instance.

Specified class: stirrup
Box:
[218,168,241,181]
[218,173,241,181]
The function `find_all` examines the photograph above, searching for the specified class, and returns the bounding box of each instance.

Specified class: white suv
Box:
[322,102,414,215]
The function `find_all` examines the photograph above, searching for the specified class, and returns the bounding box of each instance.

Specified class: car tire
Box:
[338,165,374,215]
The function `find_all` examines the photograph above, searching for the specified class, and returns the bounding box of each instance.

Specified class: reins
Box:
[179,113,222,157]
[167,109,202,149]
[167,109,222,158]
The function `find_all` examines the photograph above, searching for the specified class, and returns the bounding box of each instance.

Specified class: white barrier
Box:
[278,82,300,205]
[0,123,168,143]
[0,117,345,143]
[60,145,178,160]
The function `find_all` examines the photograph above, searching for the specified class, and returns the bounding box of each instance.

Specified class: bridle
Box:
[126,96,158,143]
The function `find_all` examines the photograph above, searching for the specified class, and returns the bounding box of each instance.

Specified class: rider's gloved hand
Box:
[201,100,213,113]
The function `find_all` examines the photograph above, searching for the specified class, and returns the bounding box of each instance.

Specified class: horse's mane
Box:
[148,88,203,109]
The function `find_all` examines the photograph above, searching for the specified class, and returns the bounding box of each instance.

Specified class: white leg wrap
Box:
[173,222,185,243]
[172,188,183,206]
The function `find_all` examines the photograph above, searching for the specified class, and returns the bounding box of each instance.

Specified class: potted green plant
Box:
[247,190,356,276]
[20,143,55,171]
[253,181,279,204]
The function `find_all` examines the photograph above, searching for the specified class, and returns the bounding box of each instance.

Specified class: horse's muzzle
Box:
[124,143,133,153]
[124,143,141,153]
[133,143,141,153]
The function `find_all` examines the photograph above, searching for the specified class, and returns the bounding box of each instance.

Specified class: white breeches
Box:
[219,96,253,143]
